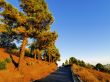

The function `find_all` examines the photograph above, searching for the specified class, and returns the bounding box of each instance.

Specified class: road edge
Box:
[70,67,82,82]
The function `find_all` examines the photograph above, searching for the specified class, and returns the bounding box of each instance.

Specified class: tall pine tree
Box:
[0,0,59,70]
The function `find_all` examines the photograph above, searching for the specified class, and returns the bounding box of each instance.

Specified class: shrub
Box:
[26,62,34,66]
[7,48,19,55]
[95,63,105,71]
[25,48,33,57]
[0,61,6,70]
[5,58,12,63]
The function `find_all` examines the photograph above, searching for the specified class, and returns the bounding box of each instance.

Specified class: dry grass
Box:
[0,48,57,82]
[72,64,110,82]
[88,68,110,82]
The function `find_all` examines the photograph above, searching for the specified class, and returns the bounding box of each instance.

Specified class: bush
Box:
[95,63,105,71]
[5,58,12,63]
[25,49,30,56]
[11,49,19,54]
[26,62,34,66]
[25,48,33,57]
[0,61,6,70]
[7,48,19,55]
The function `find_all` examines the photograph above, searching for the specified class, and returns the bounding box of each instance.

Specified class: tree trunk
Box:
[38,54,41,60]
[34,54,36,60]
[53,58,56,63]
[44,56,46,61]
[49,55,51,63]
[18,36,28,70]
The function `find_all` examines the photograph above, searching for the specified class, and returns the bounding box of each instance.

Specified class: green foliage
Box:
[67,57,110,74]
[69,57,77,65]
[10,44,18,49]
[5,58,12,63]
[46,45,60,62]
[86,63,94,69]
[64,60,69,66]
[0,61,6,70]
[64,57,87,67]
[0,33,15,48]
[95,64,110,73]
[0,0,60,67]
[8,49,19,54]
[95,63,105,71]
[78,60,86,67]
[25,48,32,57]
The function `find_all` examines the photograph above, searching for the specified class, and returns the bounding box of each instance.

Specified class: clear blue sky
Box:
[6,0,110,65]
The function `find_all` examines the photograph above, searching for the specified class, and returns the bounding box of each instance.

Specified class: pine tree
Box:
[37,31,58,62]
[0,0,57,70]
[32,49,42,60]
[30,31,58,62]
[65,60,69,66]
[69,57,77,65]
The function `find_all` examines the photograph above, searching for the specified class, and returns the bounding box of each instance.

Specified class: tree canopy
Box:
[0,0,60,70]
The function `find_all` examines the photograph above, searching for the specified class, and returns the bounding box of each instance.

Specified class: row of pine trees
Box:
[0,0,60,70]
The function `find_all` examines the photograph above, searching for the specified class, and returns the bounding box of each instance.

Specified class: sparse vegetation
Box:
[0,60,6,70]
[5,58,12,63]
[0,48,57,82]
[64,57,110,74]
[7,48,19,55]
[72,64,110,82]
[63,57,110,82]
[68,57,86,67]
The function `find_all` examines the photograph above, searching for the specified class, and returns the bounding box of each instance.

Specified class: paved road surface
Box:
[34,66,78,82]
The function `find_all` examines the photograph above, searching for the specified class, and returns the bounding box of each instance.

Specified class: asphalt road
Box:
[34,66,76,82]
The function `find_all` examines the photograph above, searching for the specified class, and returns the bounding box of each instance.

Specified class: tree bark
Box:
[49,55,51,63]
[34,54,36,60]
[44,56,46,61]
[38,54,41,60]
[18,36,28,70]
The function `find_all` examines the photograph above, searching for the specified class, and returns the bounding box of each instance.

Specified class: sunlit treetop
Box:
[0,0,54,37]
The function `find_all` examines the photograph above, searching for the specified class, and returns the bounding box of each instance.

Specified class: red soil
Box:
[0,48,57,82]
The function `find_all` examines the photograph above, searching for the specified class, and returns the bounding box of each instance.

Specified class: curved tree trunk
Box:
[18,36,28,70]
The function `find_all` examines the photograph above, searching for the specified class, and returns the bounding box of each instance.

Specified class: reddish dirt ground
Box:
[0,48,57,82]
